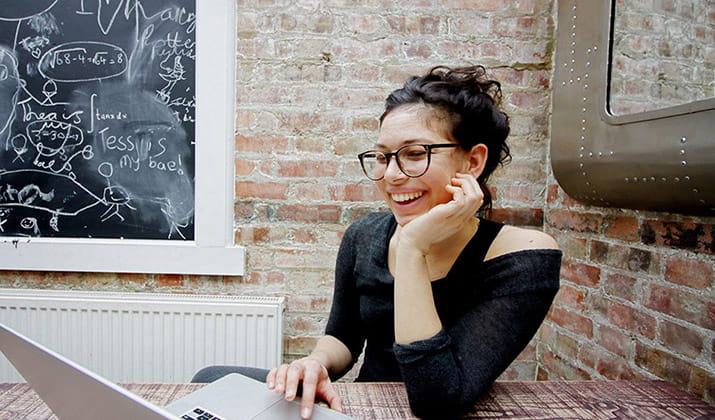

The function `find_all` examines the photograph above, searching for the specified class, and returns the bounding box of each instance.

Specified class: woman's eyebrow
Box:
[374,139,433,150]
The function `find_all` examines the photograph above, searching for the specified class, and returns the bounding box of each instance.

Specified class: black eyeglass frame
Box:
[357,143,460,181]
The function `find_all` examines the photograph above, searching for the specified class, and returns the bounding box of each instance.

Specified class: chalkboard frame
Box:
[0,0,244,276]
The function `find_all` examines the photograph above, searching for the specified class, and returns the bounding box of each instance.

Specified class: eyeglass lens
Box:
[361,144,430,180]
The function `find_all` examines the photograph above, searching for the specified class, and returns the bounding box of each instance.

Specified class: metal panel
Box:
[551,0,715,215]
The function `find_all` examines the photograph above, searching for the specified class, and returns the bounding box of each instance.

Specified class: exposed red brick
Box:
[595,351,638,380]
[276,161,338,178]
[276,204,341,223]
[541,350,592,380]
[547,209,603,233]
[642,220,715,254]
[155,274,184,287]
[328,184,382,202]
[664,257,713,289]
[635,342,693,388]
[593,297,657,339]
[561,260,600,288]
[546,184,560,204]
[554,284,586,309]
[602,272,639,302]
[235,135,288,153]
[645,284,714,330]
[489,208,543,226]
[590,240,656,274]
[235,181,289,200]
[549,307,593,338]
[604,216,640,242]
[285,336,319,355]
[598,325,632,358]
[659,319,705,359]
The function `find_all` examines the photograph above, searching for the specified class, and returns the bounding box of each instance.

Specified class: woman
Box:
[195,65,562,419]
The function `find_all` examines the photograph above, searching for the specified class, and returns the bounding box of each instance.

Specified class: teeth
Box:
[391,192,423,203]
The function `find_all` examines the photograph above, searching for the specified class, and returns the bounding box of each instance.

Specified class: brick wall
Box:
[542,180,715,403]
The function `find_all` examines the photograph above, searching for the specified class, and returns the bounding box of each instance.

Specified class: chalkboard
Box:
[0,0,196,240]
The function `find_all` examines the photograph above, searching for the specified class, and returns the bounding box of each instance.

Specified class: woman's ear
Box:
[465,143,488,178]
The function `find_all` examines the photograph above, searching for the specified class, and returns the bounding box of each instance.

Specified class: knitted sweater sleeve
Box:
[393,249,562,419]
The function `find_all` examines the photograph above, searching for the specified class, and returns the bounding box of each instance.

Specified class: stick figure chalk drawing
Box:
[97,161,135,222]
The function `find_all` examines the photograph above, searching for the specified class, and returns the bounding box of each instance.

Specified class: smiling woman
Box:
[193,65,562,420]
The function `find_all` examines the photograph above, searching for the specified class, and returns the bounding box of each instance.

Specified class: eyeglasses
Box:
[357,143,459,181]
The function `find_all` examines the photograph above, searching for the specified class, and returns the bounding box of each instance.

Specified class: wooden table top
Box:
[0,380,713,419]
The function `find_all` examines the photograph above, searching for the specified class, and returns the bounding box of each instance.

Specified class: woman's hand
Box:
[399,172,484,254]
[267,357,343,419]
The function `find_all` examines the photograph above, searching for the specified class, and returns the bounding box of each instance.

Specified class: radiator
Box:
[0,288,284,383]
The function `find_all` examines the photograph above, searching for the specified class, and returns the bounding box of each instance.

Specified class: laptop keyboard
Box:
[180,406,225,420]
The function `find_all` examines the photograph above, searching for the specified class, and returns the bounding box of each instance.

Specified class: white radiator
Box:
[0,288,284,383]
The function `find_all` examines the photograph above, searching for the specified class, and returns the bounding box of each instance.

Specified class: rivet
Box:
[632,177,639,182]
[584,73,589,79]
[661,177,667,182]
[584,84,589,89]
[674,177,680,182]
[586,61,591,67]
[571,50,575,55]
[582,119,586,124]
[582,108,586,113]
[579,163,584,168]
[681,137,687,143]
[685,176,691,181]
[583,97,587,102]
[625,178,630,183]
[593,46,598,51]
[577,77,581,82]
[579,154,584,158]
[642,177,647,182]
[562,81,566,86]
[681,161,687,166]
[588,152,593,157]
[693,188,700,193]
[609,151,614,156]
[587,48,591,54]
[580,136,585,141]
[650,177,656,182]
[598,152,603,157]
[569,79,574,84]
[582,172,587,176]
[680,149,686,155]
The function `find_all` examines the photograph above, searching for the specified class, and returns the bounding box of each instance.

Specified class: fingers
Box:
[267,359,334,419]
[446,172,483,214]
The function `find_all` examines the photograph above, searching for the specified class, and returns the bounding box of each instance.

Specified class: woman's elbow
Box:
[406,380,491,419]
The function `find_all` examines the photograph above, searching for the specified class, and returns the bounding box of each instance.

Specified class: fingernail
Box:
[302,407,311,418]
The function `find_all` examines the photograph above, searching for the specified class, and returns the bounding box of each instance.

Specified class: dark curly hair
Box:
[380,65,511,215]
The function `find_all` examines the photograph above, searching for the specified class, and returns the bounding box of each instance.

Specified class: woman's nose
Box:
[383,157,406,181]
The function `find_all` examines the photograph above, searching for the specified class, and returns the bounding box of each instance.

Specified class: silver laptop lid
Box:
[0,322,179,420]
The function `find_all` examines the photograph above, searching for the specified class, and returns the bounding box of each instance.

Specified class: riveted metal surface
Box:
[551,0,715,215]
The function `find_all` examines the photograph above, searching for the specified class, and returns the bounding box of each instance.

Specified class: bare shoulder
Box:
[485,225,560,261]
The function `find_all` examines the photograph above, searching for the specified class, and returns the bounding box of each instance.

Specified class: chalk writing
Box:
[0,0,195,239]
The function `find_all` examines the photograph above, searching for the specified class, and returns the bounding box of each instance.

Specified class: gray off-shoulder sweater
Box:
[325,212,562,418]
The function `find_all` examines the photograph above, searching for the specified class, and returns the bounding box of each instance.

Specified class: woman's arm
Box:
[394,250,562,419]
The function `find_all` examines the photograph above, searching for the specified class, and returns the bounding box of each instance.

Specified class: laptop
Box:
[0,322,353,420]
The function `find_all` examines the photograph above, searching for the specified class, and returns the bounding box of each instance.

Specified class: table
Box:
[0,380,713,419]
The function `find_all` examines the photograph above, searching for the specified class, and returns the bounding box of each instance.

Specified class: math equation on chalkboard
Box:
[0,0,196,240]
